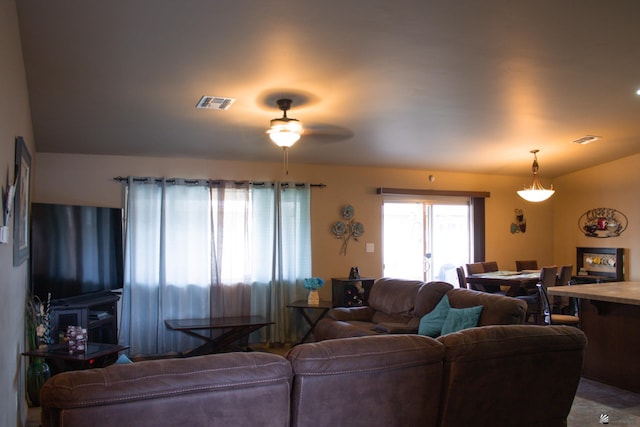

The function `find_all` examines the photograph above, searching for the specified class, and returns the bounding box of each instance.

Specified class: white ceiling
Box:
[16,0,640,178]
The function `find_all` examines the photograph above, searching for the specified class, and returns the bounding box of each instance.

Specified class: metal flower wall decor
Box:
[332,204,364,255]
[510,208,527,234]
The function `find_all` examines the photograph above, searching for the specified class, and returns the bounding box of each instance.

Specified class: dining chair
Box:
[482,261,499,272]
[555,265,574,314]
[466,262,485,275]
[515,260,538,271]
[465,263,506,294]
[464,263,489,292]
[517,265,557,324]
[537,282,580,327]
[456,266,468,289]
[556,265,573,286]
[481,262,503,293]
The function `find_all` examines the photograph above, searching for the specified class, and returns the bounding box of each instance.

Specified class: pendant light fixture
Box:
[517,149,555,202]
[267,98,303,174]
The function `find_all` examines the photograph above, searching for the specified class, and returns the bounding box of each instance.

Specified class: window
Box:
[119,178,311,355]
[383,197,471,284]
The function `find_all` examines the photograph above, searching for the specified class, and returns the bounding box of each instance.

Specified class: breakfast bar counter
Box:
[548,282,640,393]
[547,281,640,305]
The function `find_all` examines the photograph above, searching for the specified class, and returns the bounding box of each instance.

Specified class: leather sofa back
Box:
[39,326,586,427]
[368,277,424,324]
[315,281,525,341]
[410,281,455,328]
[40,352,292,427]
[288,334,444,427]
[447,288,527,326]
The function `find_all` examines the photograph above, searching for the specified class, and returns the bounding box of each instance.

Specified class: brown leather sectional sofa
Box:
[314,278,528,341]
[40,325,586,427]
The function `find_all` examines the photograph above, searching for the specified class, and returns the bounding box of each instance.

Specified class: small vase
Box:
[26,357,50,407]
[307,290,320,305]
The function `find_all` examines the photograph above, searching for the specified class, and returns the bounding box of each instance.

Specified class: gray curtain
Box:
[119,178,311,356]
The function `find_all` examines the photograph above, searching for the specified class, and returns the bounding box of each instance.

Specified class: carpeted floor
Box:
[569,378,640,426]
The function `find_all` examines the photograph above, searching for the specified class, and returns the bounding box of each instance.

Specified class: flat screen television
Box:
[30,202,124,302]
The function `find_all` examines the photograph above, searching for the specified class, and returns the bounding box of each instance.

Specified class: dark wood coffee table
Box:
[23,342,129,373]
[165,315,273,356]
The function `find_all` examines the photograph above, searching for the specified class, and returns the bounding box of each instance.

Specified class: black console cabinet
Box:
[331,278,375,307]
[49,292,120,345]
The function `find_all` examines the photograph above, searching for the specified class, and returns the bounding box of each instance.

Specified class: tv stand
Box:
[50,292,120,345]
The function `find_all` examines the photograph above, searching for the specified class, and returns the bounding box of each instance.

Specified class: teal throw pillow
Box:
[115,354,133,364]
[418,295,451,337]
[441,305,483,335]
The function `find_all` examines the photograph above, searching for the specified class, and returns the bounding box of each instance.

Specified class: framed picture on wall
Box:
[13,136,31,266]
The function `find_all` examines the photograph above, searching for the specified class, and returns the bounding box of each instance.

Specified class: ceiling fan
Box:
[266,98,304,148]
[262,91,354,146]
[262,92,355,175]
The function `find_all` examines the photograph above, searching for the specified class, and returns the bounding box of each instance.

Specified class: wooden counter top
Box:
[547,282,640,306]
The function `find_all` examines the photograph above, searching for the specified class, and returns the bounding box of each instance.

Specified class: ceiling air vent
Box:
[571,135,601,145]
[196,96,235,110]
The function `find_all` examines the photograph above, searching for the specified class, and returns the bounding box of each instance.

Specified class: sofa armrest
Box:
[436,325,586,427]
[326,306,374,321]
[373,322,418,334]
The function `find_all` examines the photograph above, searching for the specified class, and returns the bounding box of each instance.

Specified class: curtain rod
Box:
[376,187,490,198]
[113,176,326,188]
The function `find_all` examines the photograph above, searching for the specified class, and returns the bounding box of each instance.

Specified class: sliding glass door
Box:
[383,199,471,284]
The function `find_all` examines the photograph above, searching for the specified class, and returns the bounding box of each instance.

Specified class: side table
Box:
[22,342,129,375]
[287,299,333,345]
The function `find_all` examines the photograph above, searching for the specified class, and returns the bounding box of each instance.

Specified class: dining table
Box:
[465,270,540,297]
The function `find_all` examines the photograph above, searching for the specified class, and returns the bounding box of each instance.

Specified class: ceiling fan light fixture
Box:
[267,98,303,148]
[267,117,303,147]
[517,149,555,202]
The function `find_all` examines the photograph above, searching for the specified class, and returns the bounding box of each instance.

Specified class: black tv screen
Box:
[30,203,124,302]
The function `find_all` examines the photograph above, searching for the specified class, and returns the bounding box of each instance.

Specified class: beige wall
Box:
[553,153,640,281]
[34,152,557,301]
[1,0,35,424]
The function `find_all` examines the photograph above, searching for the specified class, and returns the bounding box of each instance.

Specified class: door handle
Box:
[424,253,432,272]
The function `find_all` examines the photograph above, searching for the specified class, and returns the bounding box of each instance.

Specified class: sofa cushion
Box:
[418,294,451,337]
[373,322,419,334]
[440,305,483,335]
[368,277,423,316]
[325,306,374,321]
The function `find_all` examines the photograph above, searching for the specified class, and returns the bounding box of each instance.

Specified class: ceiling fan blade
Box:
[303,123,354,143]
